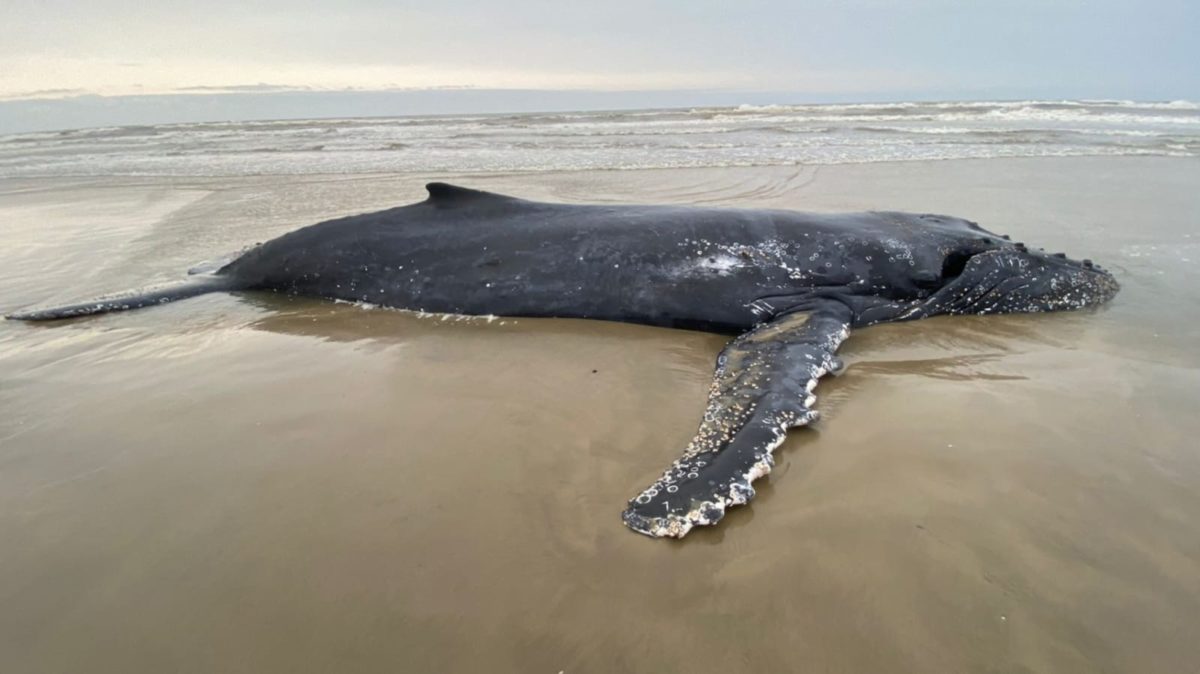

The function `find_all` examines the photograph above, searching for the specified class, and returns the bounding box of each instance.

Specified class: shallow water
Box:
[2,157,1199,673]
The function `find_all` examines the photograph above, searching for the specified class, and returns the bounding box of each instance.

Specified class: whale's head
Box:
[845,213,1119,323]
[910,225,1120,318]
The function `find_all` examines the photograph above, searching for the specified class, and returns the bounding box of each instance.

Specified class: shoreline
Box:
[4,152,1199,187]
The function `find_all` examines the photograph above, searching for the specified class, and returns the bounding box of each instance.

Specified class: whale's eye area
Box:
[941,251,974,281]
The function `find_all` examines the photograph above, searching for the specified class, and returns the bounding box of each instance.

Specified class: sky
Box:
[1,0,1197,131]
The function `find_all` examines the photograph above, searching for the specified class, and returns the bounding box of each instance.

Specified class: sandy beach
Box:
[2,156,1199,673]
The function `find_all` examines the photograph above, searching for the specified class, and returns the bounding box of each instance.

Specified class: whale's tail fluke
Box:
[4,275,237,321]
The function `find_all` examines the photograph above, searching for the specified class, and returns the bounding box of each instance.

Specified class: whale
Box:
[5,183,1120,538]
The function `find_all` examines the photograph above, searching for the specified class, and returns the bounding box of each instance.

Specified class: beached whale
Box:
[6,183,1119,538]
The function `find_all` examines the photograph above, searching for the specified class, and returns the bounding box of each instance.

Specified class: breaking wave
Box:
[0,99,1196,177]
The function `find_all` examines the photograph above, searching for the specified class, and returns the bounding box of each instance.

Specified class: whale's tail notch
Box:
[4,275,236,321]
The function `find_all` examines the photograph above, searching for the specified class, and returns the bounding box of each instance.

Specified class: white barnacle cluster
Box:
[734,239,809,280]
[881,237,917,267]
[694,253,746,276]
[665,246,748,279]
[630,395,819,538]
[631,361,745,507]
[678,237,811,280]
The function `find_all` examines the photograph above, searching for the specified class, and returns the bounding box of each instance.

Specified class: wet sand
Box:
[2,157,1199,673]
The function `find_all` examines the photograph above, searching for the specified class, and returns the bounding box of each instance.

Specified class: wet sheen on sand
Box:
[2,157,1199,673]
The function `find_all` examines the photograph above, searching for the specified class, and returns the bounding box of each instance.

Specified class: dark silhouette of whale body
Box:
[7,183,1120,538]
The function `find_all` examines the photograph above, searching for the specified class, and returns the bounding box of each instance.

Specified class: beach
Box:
[2,148,1199,670]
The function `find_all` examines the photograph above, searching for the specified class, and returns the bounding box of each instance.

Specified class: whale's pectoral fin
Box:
[622,301,852,538]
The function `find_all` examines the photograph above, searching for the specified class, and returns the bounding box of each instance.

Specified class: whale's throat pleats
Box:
[622,301,853,538]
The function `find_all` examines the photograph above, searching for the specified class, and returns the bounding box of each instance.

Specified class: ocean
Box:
[1,99,1198,177]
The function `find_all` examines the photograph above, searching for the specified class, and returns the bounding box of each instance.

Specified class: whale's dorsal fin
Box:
[424,182,513,206]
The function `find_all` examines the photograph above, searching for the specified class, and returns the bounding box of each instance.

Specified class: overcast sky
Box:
[1,0,1196,130]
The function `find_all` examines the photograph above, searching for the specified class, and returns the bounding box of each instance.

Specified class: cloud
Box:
[0,87,91,101]
[0,54,935,101]
[0,0,1194,111]
[173,83,315,93]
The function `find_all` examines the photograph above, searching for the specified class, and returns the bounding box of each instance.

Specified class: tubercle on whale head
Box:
[854,213,1117,319]
[913,243,1120,318]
